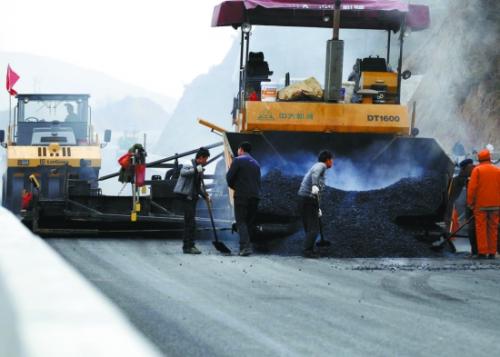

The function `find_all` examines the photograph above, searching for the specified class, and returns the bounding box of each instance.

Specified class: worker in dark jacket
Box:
[298,150,334,258]
[174,147,210,254]
[467,149,500,259]
[445,159,477,255]
[226,142,261,256]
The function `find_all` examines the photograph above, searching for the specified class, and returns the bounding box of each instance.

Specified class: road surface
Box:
[47,237,500,357]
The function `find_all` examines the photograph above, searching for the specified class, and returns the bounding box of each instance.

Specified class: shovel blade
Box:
[430,236,456,253]
[446,239,457,253]
[213,241,231,254]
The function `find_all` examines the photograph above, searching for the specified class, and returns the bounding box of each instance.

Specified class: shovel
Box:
[201,180,231,254]
[315,195,331,248]
[432,215,474,253]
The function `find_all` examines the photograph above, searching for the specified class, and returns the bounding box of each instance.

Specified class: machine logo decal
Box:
[257,110,275,120]
[40,159,69,165]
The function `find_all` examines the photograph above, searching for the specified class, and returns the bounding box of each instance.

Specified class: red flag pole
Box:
[6,64,20,143]
[9,94,11,134]
[7,66,11,132]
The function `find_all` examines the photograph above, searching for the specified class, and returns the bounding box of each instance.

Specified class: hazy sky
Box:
[1,0,235,99]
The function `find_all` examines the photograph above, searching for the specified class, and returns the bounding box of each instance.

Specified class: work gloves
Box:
[318,208,322,218]
[196,165,204,173]
[311,185,320,196]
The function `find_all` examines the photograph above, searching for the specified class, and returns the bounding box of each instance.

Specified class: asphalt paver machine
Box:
[202,0,454,236]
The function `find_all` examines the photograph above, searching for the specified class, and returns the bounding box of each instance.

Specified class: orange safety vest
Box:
[467,161,500,208]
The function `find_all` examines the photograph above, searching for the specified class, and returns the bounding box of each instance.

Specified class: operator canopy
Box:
[212,0,430,32]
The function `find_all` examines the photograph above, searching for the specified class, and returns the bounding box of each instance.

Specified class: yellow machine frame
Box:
[240,101,410,135]
[7,145,102,168]
[1,93,107,212]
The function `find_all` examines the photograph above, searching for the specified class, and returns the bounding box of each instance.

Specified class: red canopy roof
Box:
[212,0,430,32]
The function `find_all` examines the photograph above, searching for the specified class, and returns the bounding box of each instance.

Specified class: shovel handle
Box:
[447,215,474,240]
[318,216,326,241]
[201,179,219,242]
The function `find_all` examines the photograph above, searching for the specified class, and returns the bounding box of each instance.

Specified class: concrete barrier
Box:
[0,207,162,357]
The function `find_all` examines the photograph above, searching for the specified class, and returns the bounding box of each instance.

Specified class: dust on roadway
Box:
[46,236,500,357]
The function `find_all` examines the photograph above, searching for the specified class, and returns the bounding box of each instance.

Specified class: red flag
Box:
[6,64,20,96]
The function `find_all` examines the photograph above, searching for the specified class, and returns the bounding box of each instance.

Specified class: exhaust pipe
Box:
[324,0,344,102]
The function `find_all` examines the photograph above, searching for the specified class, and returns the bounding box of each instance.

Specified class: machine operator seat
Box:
[245,52,273,100]
[349,56,391,103]
[349,56,389,84]
[246,52,273,78]
[360,56,388,72]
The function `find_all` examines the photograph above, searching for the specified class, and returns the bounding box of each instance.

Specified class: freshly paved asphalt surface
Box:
[47,237,500,357]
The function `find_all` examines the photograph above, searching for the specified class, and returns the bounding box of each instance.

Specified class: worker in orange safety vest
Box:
[467,149,500,259]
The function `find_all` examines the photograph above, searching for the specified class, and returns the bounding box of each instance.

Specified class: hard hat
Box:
[477,149,491,162]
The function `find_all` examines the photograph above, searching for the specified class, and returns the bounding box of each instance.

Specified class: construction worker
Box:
[445,159,477,255]
[298,150,334,258]
[467,149,500,259]
[118,144,146,184]
[226,142,261,256]
[64,103,80,122]
[21,189,33,211]
[461,159,478,256]
[174,147,210,254]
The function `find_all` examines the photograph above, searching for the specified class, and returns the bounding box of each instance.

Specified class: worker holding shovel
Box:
[298,150,334,258]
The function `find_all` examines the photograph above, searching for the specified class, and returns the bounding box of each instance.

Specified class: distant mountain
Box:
[92,96,171,132]
[153,40,239,156]
[0,52,177,113]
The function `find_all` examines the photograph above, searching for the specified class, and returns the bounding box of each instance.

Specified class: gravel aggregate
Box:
[259,169,445,257]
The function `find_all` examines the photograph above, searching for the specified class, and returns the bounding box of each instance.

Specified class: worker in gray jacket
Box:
[174,147,210,254]
[298,150,334,258]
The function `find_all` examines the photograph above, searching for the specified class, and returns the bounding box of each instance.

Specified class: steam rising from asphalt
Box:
[260,149,425,192]
[328,159,423,191]
[261,158,423,192]
[404,0,499,152]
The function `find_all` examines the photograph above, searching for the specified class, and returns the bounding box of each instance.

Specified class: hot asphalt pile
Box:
[259,169,445,257]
